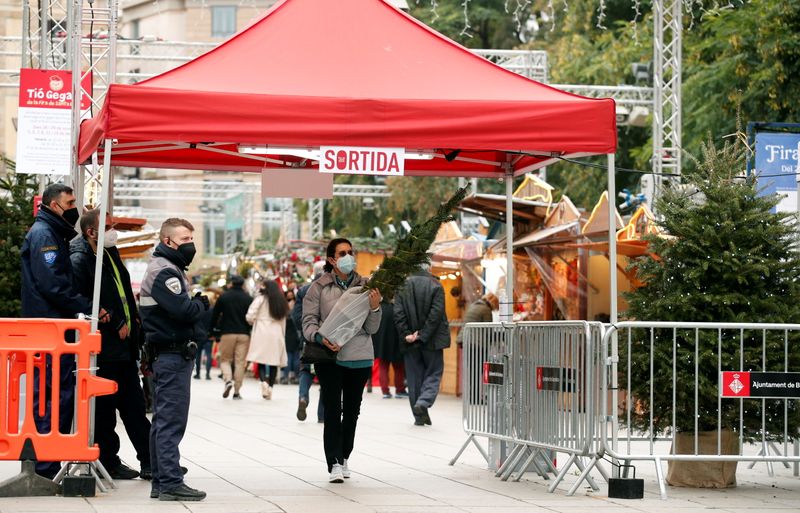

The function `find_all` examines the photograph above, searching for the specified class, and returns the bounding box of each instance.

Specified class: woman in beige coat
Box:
[246,280,289,399]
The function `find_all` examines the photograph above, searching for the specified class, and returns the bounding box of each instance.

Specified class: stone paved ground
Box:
[1,375,798,512]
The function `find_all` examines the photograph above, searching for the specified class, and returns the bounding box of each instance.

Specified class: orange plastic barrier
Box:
[0,319,117,462]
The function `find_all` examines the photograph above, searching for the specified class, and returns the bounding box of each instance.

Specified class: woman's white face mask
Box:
[336,254,356,274]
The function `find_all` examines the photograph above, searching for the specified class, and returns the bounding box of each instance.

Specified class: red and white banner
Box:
[319,146,404,177]
[721,371,800,398]
[15,69,92,175]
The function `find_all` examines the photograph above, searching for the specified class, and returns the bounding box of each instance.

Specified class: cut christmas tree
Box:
[319,184,469,346]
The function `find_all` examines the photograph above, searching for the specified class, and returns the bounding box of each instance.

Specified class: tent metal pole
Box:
[502,166,514,322]
[607,152,620,477]
[607,153,617,324]
[90,139,113,334]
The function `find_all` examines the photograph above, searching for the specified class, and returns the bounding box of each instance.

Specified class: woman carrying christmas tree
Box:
[301,238,382,483]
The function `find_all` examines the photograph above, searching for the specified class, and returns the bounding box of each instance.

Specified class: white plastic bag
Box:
[318,286,371,347]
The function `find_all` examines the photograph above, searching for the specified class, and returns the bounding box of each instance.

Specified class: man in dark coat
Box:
[372,299,407,399]
[393,263,450,426]
[211,275,253,399]
[20,183,110,478]
[71,209,151,480]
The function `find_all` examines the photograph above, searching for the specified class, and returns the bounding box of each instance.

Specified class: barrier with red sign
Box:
[602,322,800,499]
[0,319,117,495]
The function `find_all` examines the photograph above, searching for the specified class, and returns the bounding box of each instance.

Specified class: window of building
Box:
[211,6,237,38]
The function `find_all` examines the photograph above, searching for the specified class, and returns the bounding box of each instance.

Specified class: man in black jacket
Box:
[20,183,110,478]
[211,274,252,399]
[394,263,451,426]
[140,218,208,501]
[71,209,151,480]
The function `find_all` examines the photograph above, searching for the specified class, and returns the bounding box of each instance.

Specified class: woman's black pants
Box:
[315,362,371,472]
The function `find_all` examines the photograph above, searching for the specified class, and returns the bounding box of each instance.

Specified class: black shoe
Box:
[297,398,308,421]
[413,418,426,426]
[193,374,200,380]
[108,462,140,480]
[413,405,431,426]
[159,483,206,501]
[279,377,289,385]
[150,488,159,499]
[232,393,242,400]
[223,381,233,398]
[205,374,211,380]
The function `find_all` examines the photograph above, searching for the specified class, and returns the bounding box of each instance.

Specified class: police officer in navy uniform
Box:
[139,218,208,501]
[20,183,111,478]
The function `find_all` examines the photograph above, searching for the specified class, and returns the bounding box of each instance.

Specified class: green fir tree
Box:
[623,132,800,440]
[365,185,469,300]
[0,160,38,317]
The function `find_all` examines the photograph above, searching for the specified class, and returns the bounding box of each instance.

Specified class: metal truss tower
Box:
[652,0,682,192]
[69,0,118,209]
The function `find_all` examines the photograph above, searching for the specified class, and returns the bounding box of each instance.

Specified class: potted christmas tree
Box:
[623,132,800,487]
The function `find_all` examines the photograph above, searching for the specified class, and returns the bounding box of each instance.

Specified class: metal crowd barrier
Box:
[450,321,608,495]
[449,323,514,467]
[452,320,800,499]
[502,322,608,494]
[603,322,800,499]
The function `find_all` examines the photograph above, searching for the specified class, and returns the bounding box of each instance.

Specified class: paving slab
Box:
[0,375,798,512]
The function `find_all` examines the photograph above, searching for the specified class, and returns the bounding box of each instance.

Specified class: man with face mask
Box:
[20,183,111,479]
[70,209,152,480]
[139,218,208,501]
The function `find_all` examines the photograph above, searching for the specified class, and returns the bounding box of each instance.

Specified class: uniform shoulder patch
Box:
[43,251,57,265]
[165,277,183,295]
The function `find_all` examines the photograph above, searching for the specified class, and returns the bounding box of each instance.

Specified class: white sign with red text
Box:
[319,146,405,177]
[15,68,91,176]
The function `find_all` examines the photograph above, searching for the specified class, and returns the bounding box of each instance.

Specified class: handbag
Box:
[300,340,337,364]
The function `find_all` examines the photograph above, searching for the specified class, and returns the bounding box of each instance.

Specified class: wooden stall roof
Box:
[458,193,550,226]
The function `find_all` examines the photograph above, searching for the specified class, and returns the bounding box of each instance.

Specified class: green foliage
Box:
[326,175,387,238]
[623,132,800,440]
[0,160,38,317]
[365,185,469,300]
[683,0,800,164]
[408,0,527,49]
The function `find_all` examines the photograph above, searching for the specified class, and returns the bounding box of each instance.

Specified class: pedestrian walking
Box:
[20,183,110,478]
[293,260,326,422]
[394,263,450,426]
[281,289,301,384]
[372,299,407,399]
[212,275,253,399]
[302,238,382,483]
[246,280,289,400]
[140,218,208,501]
[194,295,216,380]
[71,209,151,480]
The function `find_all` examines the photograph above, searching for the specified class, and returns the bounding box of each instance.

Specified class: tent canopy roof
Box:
[79,0,616,176]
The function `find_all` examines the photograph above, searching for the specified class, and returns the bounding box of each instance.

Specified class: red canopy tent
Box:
[78,0,615,176]
[79,0,621,328]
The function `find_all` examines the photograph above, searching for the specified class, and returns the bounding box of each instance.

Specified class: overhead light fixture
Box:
[405,150,435,160]
[239,145,320,160]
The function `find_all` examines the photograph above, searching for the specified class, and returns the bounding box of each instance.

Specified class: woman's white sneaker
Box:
[342,459,351,478]
[329,463,344,483]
